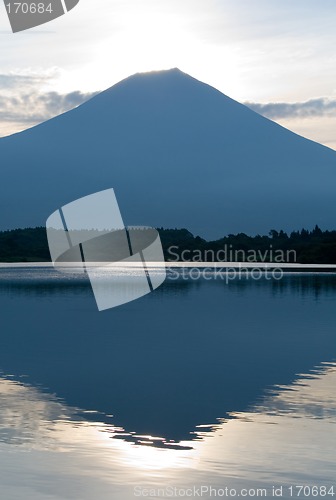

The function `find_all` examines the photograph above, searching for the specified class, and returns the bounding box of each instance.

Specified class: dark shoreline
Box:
[1,225,336,265]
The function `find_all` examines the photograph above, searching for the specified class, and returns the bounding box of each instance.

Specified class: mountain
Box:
[0,68,335,238]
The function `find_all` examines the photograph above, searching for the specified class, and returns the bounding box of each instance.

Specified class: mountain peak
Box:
[119,67,188,81]
[0,69,335,237]
[81,66,237,121]
[96,67,205,100]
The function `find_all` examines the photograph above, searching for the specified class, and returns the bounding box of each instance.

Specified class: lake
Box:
[0,267,335,499]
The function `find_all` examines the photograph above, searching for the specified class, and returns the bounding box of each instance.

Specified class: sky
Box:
[0,0,336,148]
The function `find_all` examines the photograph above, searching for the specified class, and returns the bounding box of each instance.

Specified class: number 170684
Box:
[6,3,53,14]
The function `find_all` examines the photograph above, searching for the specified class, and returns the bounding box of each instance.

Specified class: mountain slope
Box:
[0,68,335,237]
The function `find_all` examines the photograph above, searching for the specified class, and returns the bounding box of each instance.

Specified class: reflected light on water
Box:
[0,362,335,489]
[1,270,336,498]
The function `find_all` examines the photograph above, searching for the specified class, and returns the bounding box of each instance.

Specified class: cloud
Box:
[0,75,335,140]
[245,97,336,120]
[0,74,50,89]
[0,69,98,132]
[0,89,99,127]
[0,68,62,91]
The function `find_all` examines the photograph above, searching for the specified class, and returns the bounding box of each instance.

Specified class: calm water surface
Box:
[0,267,335,499]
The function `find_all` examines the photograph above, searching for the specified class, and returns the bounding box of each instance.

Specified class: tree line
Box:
[0,225,336,263]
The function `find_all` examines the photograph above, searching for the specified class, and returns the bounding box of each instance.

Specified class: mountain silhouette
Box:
[0,68,335,238]
[1,273,336,444]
